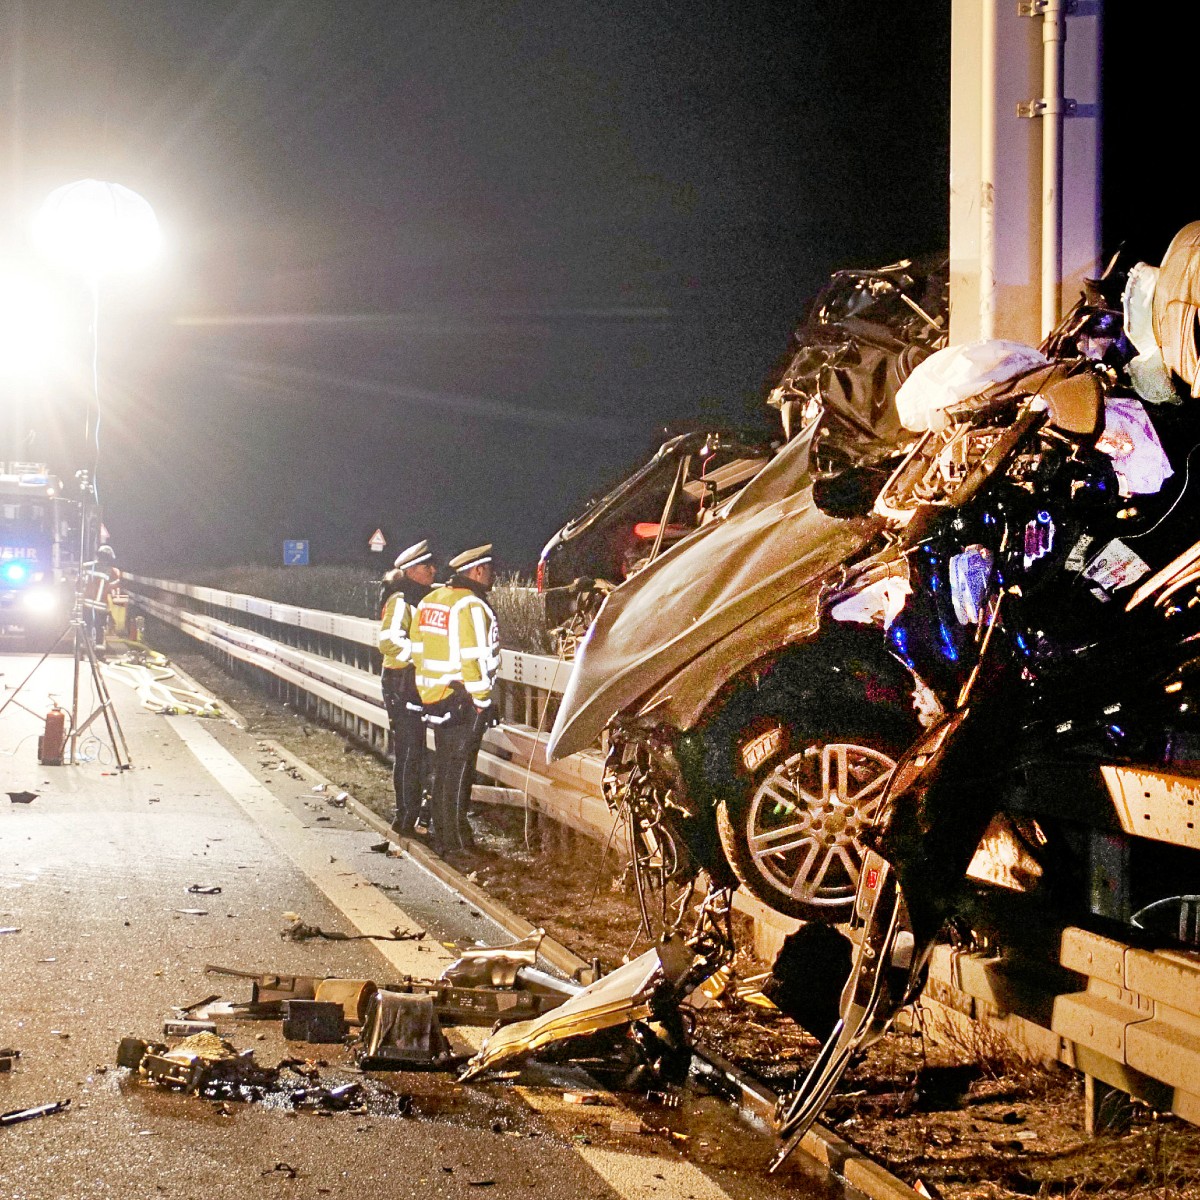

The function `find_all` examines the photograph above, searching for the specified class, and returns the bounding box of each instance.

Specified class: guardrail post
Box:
[1084,1074,1133,1136]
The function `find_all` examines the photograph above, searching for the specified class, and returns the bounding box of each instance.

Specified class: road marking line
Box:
[576,1146,739,1200]
[516,1088,740,1200]
[168,715,451,976]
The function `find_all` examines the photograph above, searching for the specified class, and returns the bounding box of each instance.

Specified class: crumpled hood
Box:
[547,429,879,759]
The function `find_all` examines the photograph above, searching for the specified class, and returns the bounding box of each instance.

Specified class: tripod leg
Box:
[71,621,133,768]
[0,623,73,720]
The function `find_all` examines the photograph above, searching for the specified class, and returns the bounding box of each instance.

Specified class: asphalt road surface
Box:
[0,650,827,1200]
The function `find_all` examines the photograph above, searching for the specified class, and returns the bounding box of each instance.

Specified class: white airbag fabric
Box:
[895,340,1049,432]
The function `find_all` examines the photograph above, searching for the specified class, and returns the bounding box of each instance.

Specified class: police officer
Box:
[378,540,437,834]
[413,544,500,853]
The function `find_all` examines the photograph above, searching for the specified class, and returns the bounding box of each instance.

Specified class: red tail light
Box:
[632,522,688,540]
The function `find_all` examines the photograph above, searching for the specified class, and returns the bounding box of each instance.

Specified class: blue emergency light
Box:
[3,560,30,584]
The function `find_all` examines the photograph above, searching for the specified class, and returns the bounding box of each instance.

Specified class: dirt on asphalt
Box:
[136,632,1200,1199]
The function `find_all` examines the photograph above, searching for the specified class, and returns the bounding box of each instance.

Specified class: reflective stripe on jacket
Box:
[378,592,418,671]
[413,585,500,707]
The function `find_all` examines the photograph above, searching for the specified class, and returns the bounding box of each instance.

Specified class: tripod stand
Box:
[0,593,132,769]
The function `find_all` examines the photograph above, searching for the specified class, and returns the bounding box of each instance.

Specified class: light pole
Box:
[32,179,161,766]
[34,179,162,496]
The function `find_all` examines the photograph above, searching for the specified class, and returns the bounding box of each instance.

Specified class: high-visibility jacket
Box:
[378,591,419,671]
[83,560,120,611]
[413,584,500,708]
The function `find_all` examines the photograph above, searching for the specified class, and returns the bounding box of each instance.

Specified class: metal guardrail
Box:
[126,576,613,847]
[124,573,1200,1130]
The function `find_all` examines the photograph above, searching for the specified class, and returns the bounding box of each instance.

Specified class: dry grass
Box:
[919,1003,1056,1090]
[180,564,382,617]
[489,574,553,655]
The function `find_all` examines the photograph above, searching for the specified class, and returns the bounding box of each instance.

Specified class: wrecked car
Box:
[772,231,1200,1164]
[548,257,950,925]
[536,257,948,655]
[536,427,776,643]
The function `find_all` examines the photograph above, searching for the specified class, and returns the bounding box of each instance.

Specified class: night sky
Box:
[0,3,1193,574]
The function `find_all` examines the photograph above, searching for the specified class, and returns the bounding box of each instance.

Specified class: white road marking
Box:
[576,1146,739,1200]
[167,715,451,976]
[516,1089,740,1200]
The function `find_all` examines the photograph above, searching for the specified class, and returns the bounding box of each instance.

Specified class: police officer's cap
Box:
[448,544,493,573]
[393,540,433,571]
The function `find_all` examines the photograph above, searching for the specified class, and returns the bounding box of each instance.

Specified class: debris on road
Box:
[176,992,221,1015]
[1,1099,71,1127]
[279,915,423,943]
[281,1000,346,1043]
[610,1116,645,1135]
[120,1032,280,1098]
[175,908,209,916]
[459,939,704,1083]
[0,927,19,935]
[358,991,457,1070]
[187,884,222,895]
[313,978,376,1023]
[118,1024,397,1114]
[6,791,37,804]
[163,1020,218,1037]
[205,965,318,1006]
[440,931,543,988]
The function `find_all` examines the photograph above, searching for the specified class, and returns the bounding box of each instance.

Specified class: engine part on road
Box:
[313,977,377,1023]
[282,999,347,1043]
[438,930,544,988]
[204,964,318,1004]
[359,991,450,1067]
[391,979,569,1026]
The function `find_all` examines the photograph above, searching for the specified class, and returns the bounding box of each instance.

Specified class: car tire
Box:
[716,704,918,923]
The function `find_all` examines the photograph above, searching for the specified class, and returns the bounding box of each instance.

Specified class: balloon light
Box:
[34,179,161,280]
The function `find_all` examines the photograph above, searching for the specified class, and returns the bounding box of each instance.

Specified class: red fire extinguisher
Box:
[39,706,67,766]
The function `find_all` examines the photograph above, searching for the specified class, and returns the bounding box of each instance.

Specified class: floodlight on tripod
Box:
[26,179,162,767]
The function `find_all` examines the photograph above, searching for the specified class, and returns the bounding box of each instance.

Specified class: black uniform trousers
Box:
[426,696,490,852]
[381,666,426,833]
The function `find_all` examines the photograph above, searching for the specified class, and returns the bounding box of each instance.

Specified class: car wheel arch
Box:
[692,624,920,792]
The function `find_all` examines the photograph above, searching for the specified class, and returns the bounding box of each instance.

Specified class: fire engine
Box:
[0,462,83,649]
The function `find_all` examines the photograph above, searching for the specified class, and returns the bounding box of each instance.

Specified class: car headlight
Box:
[22,587,60,615]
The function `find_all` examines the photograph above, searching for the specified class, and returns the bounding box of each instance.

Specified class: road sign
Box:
[283,539,309,566]
[368,528,387,553]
